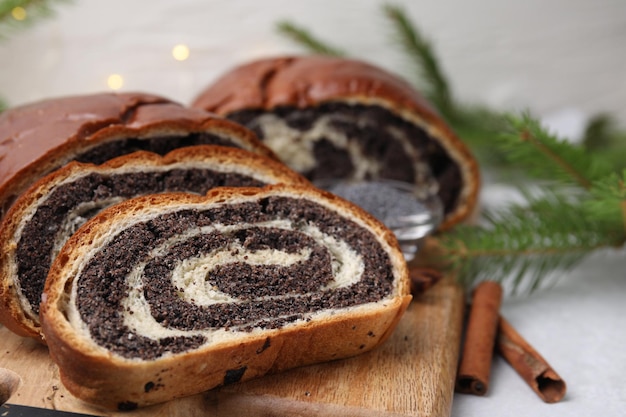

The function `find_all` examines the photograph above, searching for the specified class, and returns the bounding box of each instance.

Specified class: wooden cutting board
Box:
[0,278,464,417]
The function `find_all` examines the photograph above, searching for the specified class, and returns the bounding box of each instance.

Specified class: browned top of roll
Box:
[0,92,274,216]
[192,55,442,117]
[0,92,164,183]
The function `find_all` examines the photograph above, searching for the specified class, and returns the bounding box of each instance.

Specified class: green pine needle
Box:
[437,187,624,293]
[585,170,626,229]
[433,114,626,291]
[582,113,626,172]
[276,21,346,57]
[382,4,454,119]
[583,113,622,150]
[498,113,616,188]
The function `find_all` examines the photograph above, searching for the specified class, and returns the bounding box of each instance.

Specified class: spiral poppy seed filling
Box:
[17,169,265,317]
[227,103,462,214]
[73,197,394,360]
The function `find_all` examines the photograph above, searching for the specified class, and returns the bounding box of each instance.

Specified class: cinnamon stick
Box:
[496,316,567,403]
[455,281,503,396]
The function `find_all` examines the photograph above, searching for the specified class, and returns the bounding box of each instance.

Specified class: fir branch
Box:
[382,4,455,119]
[427,114,626,291]
[585,170,626,231]
[276,21,346,57]
[498,113,615,188]
[434,188,624,293]
[582,113,626,172]
[583,113,622,150]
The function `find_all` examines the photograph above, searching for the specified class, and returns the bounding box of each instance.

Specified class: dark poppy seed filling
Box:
[74,132,238,165]
[227,103,462,215]
[2,133,244,218]
[74,197,394,360]
[17,169,265,316]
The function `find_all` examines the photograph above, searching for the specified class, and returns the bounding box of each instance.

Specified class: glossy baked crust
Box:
[0,145,308,341]
[40,184,411,410]
[0,92,275,219]
[191,55,480,229]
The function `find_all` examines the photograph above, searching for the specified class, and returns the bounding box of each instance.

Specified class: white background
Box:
[1,1,625,416]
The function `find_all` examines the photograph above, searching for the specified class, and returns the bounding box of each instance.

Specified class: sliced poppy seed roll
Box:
[0,92,275,219]
[192,55,480,229]
[41,184,410,410]
[0,146,307,340]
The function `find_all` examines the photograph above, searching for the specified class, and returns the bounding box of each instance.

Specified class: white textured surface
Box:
[1,1,625,415]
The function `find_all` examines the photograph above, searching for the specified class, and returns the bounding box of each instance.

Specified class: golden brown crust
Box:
[191,55,437,116]
[41,184,410,409]
[0,92,275,219]
[48,298,411,410]
[191,55,480,230]
[0,145,308,341]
